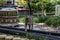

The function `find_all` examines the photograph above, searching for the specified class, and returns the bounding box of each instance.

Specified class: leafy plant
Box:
[39,16,48,23]
[33,17,39,23]
[45,16,60,27]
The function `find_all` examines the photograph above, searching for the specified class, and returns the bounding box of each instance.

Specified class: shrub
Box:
[18,16,60,27]
[19,16,25,23]
[39,16,50,23]
[33,17,39,23]
[45,16,60,27]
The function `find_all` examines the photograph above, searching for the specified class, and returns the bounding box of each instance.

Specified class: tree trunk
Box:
[44,9,46,16]
[42,9,44,16]
[41,5,44,16]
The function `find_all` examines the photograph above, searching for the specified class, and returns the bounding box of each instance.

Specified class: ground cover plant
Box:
[19,16,60,27]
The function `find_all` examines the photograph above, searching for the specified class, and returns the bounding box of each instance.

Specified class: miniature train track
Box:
[0,26,60,40]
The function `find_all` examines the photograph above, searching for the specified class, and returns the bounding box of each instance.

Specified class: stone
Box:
[0,34,6,40]
[13,37,21,40]
[5,36,13,40]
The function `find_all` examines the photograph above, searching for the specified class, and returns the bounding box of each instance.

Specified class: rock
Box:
[0,34,6,40]
[5,36,13,40]
[13,37,21,40]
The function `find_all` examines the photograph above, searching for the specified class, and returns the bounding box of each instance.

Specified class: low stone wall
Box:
[0,34,35,40]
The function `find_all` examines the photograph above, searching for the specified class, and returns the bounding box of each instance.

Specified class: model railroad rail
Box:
[0,26,60,40]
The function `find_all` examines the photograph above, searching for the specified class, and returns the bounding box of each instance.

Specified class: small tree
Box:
[22,0,55,16]
[28,0,53,16]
